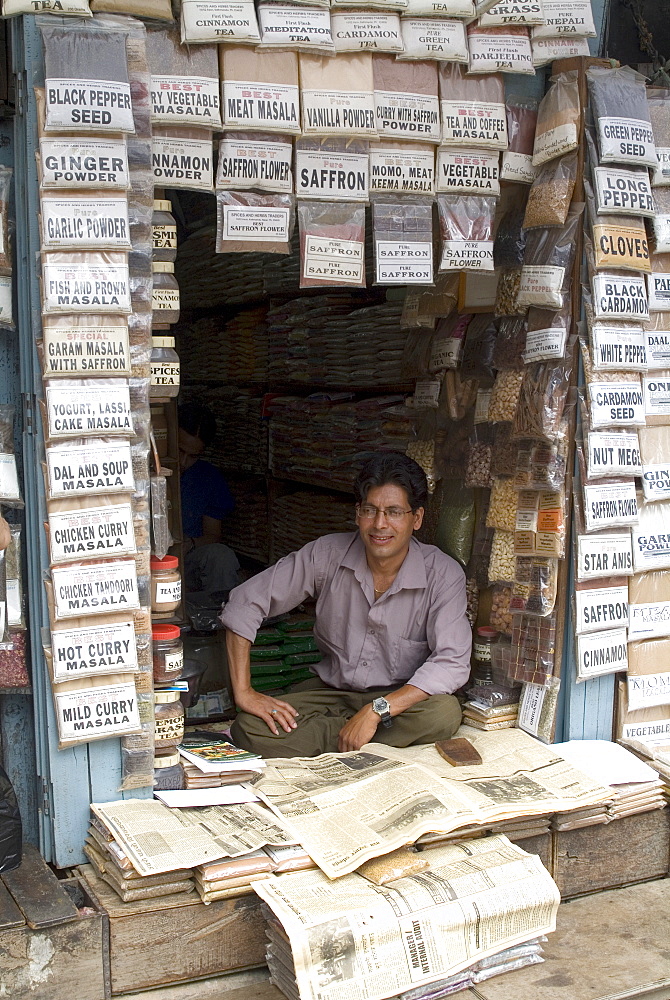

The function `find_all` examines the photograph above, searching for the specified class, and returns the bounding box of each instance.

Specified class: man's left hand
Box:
[338,705,380,753]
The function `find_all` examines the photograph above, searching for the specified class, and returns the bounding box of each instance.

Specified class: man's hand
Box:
[235,688,299,736]
[338,704,379,753]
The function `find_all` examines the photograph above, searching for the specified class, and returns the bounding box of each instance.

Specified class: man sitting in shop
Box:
[221,451,471,758]
[179,402,241,606]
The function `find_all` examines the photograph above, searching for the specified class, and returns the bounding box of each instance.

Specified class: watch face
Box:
[373,698,389,714]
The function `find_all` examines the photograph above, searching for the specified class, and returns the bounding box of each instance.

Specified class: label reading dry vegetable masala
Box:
[577,532,633,580]
[591,326,648,371]
[41,197,131,251]
[49,503,136,564]
[375,92,440,143]
[577,628,628,680]
[588,381,645,428]
[52,560,140,619]
[593,165,654,216]
[45,79,135,134]
[223,81,300,133]
[51,620,138,681]
[587,431,642,477]
[152,137,214,191]
[304,236,365,283]
[583,481,638,532]
[42,259,131,314]
[151,76,221,128]
[47,441,134,497]
[46,384,133,439]
[575,585,629,634]
[592,274,649,321]
[295,151,368,201]
[218,138,292,193]
[55,682,140,742]
[441,100,508,149]
[376,242,433,284]
[369,147,435,193]
[436,149,500,195]
[622,719,670,744]
[40,138,130,190]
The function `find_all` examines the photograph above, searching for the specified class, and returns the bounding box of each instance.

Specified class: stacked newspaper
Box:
[195,844,315,904]
[254,835,559,1000]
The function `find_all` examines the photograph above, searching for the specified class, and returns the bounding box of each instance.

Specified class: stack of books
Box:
[179,736,266,789]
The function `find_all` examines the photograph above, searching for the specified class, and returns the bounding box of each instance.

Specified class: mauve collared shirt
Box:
[220,532,472,696]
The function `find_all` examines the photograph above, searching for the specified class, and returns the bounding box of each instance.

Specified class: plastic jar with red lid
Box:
[152,623,184,685]
[150,554,181,614]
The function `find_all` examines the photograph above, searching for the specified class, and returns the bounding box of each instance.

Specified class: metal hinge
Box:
[14,72,24,119]
[22,393,34,436]
[39,776,51,817]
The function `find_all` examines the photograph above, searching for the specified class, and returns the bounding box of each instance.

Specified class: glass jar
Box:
[154,690,185,749]
[150,405,169,459]
[150,336,180,400]
[152,262,180,326]
[152,199,177,262]
[150,554,181,614]
[154,750,184,790]
[472,626,499,685]
[153,622,184,684]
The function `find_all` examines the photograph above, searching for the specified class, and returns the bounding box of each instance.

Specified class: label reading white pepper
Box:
[590,325,648,370]
[376,242,433,284]
[575,585,629,634]
[577,627,628,680]
[218,138,292,193]
[40,138,130,190]
[45,79,134,134]
[47,441,134,497]
[369,147,435,193]
[295,151,368,201]
[152,137,214,191]
[151,76,221,128]
[51,619,138,681]
[52,559,140,619]
[441,100,508,149]
[583,481,638,532]
[304,236,364,283]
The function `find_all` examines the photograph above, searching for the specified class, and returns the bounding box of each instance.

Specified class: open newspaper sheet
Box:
[91,799,296,876]
[252,727,612,878]
[254,834,560,1000]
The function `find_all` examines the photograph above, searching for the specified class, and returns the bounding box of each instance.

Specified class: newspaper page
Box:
[254,834,560,1000]
[252,727,612,878]
[91,799,297,875]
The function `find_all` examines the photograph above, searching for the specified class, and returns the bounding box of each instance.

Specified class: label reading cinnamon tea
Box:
[181,0,260,43]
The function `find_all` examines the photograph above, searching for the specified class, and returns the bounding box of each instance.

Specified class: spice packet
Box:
[628,571,670,641]
[218,133,293,195]
[532,70,580,167]
[467,23,534,75]
[532,35,590,66]
[372,200,434,286]
[632,495,670,573]
[517,204,582,309]
[373,56,440,145]
[648,88,670,188]
[515,489,566,558]
[437,194,496,272]
[300,52,377,138]
[501,96,538,184]
[584,179,651,274]
[493,316,526,370]
[399,18,469,62]
[145,27,221,130]
[220,46,300,134]
[587,65,656,169]
[181,0,260,44]
[298,201,366,288]
[513,355,574,442]
[524,150,577,230]
[439,63,507,149]
[216,191,294,254]
[152,127,214,193]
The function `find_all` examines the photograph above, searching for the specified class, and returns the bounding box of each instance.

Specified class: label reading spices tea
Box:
[52,560,140,619]
[577,532,633,581]
[436,148,499,195]
[592,274,649,322]
[181,0,260,43]
[369,147,435,193]
[45,79,135,134]
[152,136,214,191]
[440,100,507,149]
[51,620,138,681]
[643,375,670,418]
[641,463,670,501]
[40,138,130,190]
[592,222,650,273]
[627,672,670,710]
[377,242,433,284]
[591,326,648,371]
[49,503,136,564]
[46,384,133,439]
[374,91,440,143]
[588,381,645,428]
[587,431,642,477]
[597,116,657,168]
[55,681,140,742]
[47,441,134,497]
[222,81,301,134]
[440,240,494,270]
[151,76,221,128]
[332,12,402,51]
[151,360,180,389]
[302,90,377,138]
[647,272,670,312]
[222,206,290,243]
[41,197,131,251]
[575,585,629,634]
[523,326,567,362]
[42,259,131,314]
[628,602,670,640]
[583,481,638,532]
[652,147,670,187]
[218,138,292,193]
[577,627,628,680]
[500,150,538,184]
[304,236,364,283]
[295,151,368,201]
[593,165,654,216]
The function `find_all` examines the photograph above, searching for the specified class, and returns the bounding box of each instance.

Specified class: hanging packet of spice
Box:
[145,27,221,130]
[652,188,670,254]
[460,313,497,383]
[645,314,670,369]
[495,268,524,317]
[6,0,90,11]
[627,571,670,641]
[587,65,656,169]
[514,490,566,559]
[373,56,439,145]
[91,0,171,18]
[532,35,590,66]
[38,137,130,192]
[584,179,651,273]
[591,271,649,323]
[0,167,11,272]
[220,46,300,134]
[216,191,295,254]
[218,132,293,194]
[295,137,368,201]
[181,0,260,43]
[590,149,655,219]
[257,5,335,53]
[524,305,571,363]
[40,22,135,134]
[647,252,670,313]
[501,96,538,184]
[398,18,468,61]
[647,88,670,188]
[518,204,582,310]
[532,70,580,167]
[41,251,132,315]
[405,0,474,11]
[639,424,670,502]
[0,276,12,329]
[298,201,366,288]
[300,53,377,139]
[643,368,670,426]
[437,194,496,272]
[39,192,132,252]
[492,315,525,369]
[494,204,526,269]
[632,496,670,572]
[586,318,648,372]
[152,127,214,193]
[480,0,545,24]
[513,355,574,442]
[436,148,500,196]
[467,24,534,76]
[524,150,577,229]
[332,12,403,52]
[532,0,596,37]
[439,63,507,149]
[372,200,434,286]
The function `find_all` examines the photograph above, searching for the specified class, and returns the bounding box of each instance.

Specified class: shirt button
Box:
[369,629,375,635]
[362,661,368,666]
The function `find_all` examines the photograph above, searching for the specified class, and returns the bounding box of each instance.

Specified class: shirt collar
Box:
[341,533,428,593]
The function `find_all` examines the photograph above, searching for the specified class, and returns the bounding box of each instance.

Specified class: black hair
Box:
[178,402,218,448]
[354,452,428,511]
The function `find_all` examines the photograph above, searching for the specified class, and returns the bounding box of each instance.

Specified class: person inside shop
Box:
[179,402,241,606]
[221,451,471,758]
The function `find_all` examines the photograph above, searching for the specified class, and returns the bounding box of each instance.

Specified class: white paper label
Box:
[441,100,507,149]
[500,150,537,184]
[583,481,638,532]
[577,627,628,680]
[436,148,499,195]
[302,90,377,137]
[332,12,402,51]
[222,206,290,243]
[41,197,130,251]
[532,0,595,37]
[47,441,134,498]
[153,225,177,250]
[375,91,440,144]
[4,0,90,13]
[648,272,670,313]
[152,137,214,191]
[52,560,140,619]
[56,681,140,742]
[0,275,10,327]
[430,335,463,370]
[628,601,670,640]
[369,147,435,193]
[0,454,19,502]
[641,463,670,501]
[518,264,565,308]
[152,288,180,312]
[49,502,136,564]
[593,165,654,216]
[632,511,670,571]
[587,431,641,478]
[653,214,670,254]
[258,5,334,48]
[405,0,472,11]
[42,259,131,314]
[399,18,468,61]
[181,0,260,42]
[51,620,138,681]
[295,150,368,201]
[652,146,670,187]
[644,375,670,418]
[376,242,433,284]
[45,79,134,134]
[575,585,629,634]
[218,138,292,193]
[590,325,648,370]
[6,580,20,627]
[40,138,129,190]
[164,647,184,675]
[524,326,567,362]
[481,0,544,22]
[517,682,546,737]
[532,122,577,165]
[646,329,670,369]
[531,36,590,66]
[588,381,645,428]
[43,324,131,378]
[622,719,670,745]
[592,273,649,322]
[475,389,491,423]
[627,671,670,710]
[46,384,133,439]
[440,240,494,271]
[155,579,182,604]
[222,81,301,133]
[304,235,364,283]
[151,361,180,388]
[151,75,221,128]
[577,532,634,581]
[597,116,657,168]
[413,381,441,413]
[468,30,534,74]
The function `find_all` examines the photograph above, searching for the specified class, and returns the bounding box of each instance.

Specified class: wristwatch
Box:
[371,697,393,728]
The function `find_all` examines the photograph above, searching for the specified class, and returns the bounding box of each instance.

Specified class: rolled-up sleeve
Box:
[407,567,472,696]
[219,539,321,642]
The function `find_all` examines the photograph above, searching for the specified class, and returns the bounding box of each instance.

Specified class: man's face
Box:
[356,483,423,563]
[178,428,205,470]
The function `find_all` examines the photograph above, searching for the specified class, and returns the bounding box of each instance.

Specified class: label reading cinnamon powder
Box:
[152,137,214,191]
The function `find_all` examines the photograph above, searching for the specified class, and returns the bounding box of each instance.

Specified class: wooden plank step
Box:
[1,843,79,929]
[0,878,25,929]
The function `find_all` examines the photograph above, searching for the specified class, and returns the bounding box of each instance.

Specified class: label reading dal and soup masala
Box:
[47,441,134,497]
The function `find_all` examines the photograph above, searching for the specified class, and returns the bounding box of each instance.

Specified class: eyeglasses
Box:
[356,505,413,522]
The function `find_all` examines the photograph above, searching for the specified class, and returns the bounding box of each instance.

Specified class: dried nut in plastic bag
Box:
[358,848,429,885]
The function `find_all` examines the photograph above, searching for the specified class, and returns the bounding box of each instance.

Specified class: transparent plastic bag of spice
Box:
[437,194,496,272]
[429,311,471,372]
[493,315,526,369]
[513,353,574,442]
[460,313,497,384]
[495,268,526,318]
[434,415,470,479]
[517,204,583,310]
[509,555,558,616]
[91,0,172,18]
[523,304,571,364]
[523,150,578,229]
[494,203,526,270]
[465,423,493,488]
[433,480,475,567]
[298,201,366,288]
[584,179,651,274]
[501,97,538,184]
[514,489,566,558]
[372,200,434,288]
[440,369,478,422]
[216,191,295,255]
[587,65,656,170]
[6,526,25,630]
[514,429,568,491]
[468,497,494,589]
[489,369,524,423]
[532,70,580,167]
